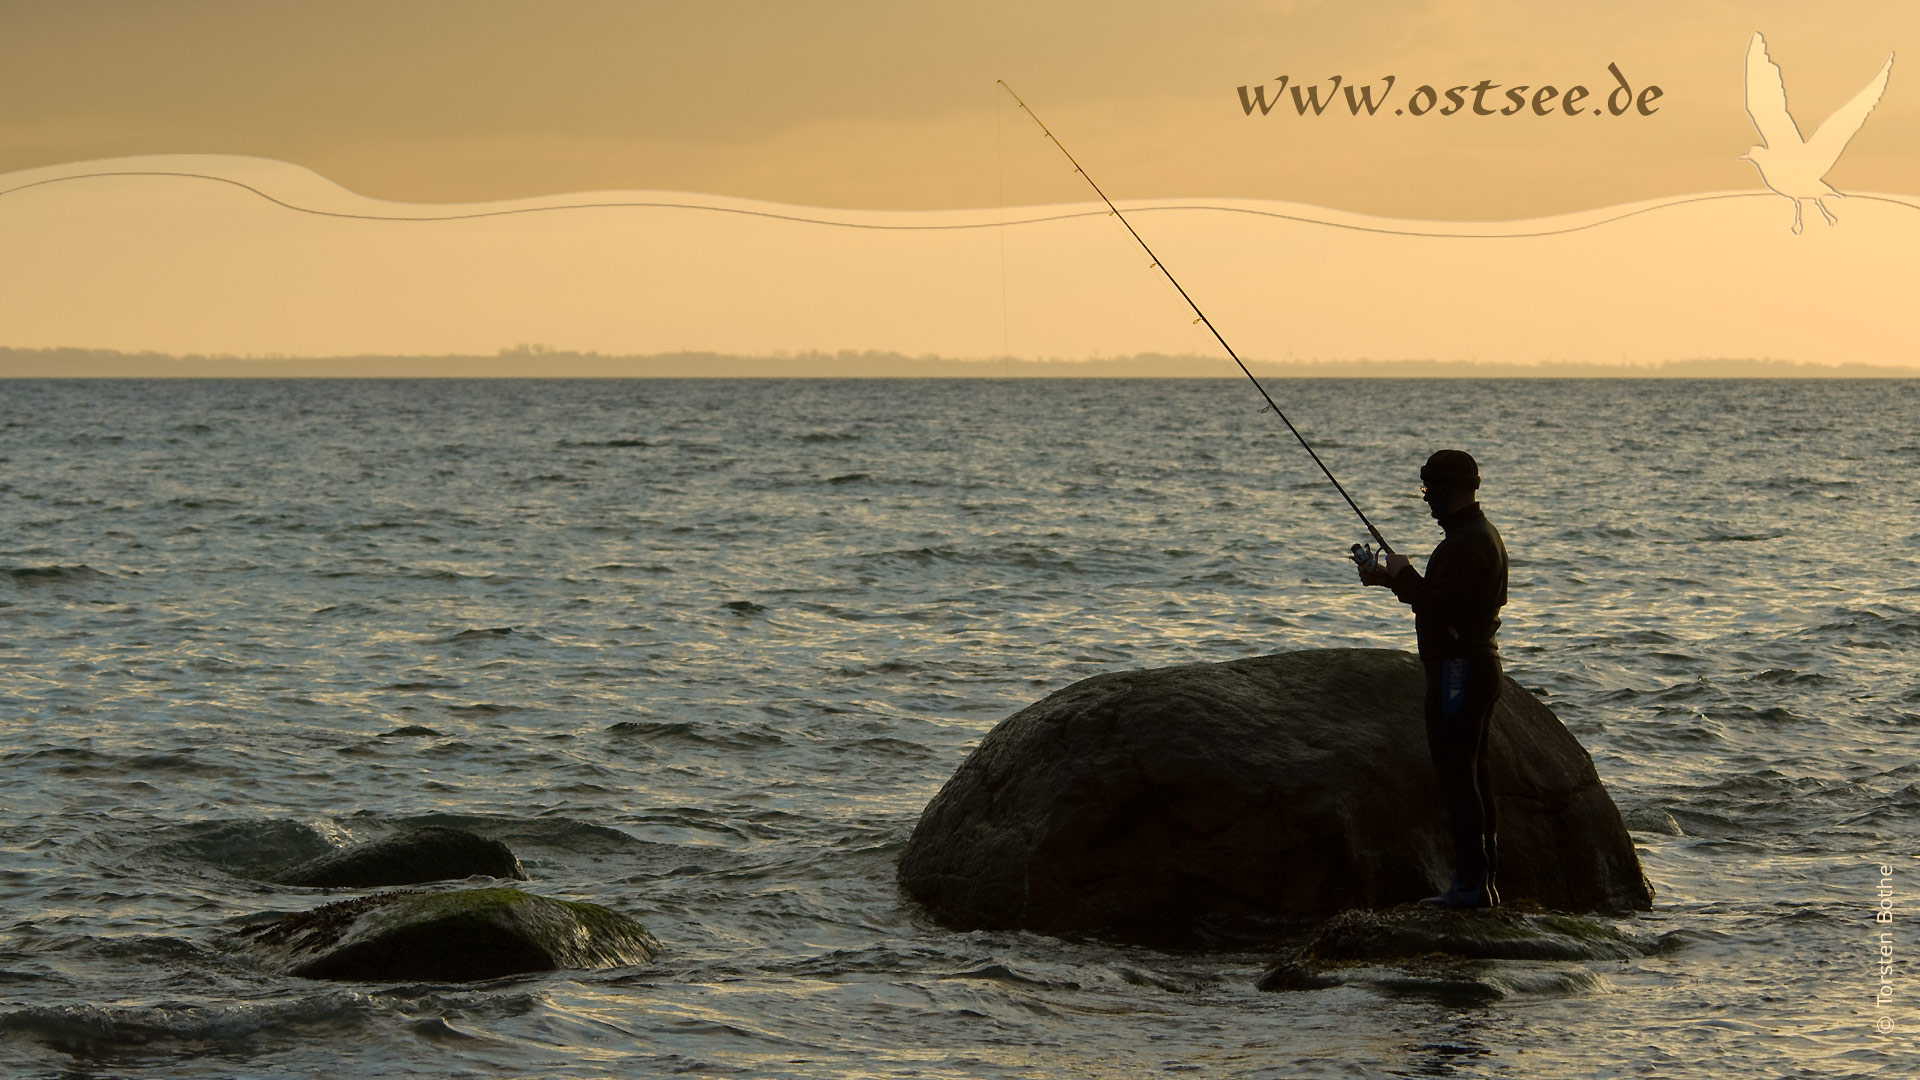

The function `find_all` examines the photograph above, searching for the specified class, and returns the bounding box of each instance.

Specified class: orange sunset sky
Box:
[3,1,1918,372]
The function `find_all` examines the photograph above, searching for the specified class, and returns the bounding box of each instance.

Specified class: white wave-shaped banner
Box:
[1,154,1914,367]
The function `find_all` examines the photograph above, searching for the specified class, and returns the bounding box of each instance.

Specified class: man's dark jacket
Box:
[1389,503,1509,662]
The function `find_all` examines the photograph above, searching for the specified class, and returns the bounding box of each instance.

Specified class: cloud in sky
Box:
[4,0,1918,218]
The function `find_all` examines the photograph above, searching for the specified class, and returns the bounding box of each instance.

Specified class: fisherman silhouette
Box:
[1358,450,1509,909]
[1741,31,1894,235]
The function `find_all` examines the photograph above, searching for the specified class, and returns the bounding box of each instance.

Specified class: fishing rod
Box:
[996,80,1395,561]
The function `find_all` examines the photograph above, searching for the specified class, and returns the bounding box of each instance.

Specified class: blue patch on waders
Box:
[1441,657,1468,720]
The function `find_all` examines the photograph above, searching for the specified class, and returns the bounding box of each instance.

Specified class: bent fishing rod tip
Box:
[998,80,1397,564]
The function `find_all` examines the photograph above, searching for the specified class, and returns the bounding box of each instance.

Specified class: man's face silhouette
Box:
[1421,483,1465,520]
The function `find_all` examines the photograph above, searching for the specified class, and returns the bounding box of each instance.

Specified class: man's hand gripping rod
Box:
[996,81,1394,569]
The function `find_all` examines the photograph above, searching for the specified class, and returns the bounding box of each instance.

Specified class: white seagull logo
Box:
[1741,31,1894,234]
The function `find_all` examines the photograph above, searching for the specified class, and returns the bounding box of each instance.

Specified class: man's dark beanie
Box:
[1421,449,1480,490]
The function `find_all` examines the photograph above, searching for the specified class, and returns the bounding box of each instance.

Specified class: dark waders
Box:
[1424,655,1503,890]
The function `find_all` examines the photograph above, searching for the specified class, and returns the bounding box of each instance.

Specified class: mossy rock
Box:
[237,887,660,982]
[1258,905,1651,993]
[1306,905,1646,962]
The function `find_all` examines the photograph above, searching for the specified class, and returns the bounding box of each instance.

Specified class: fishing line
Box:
[995,85,1012,373]
[994,80,1395,555]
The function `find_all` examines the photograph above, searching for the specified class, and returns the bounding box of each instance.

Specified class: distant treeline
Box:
[3,347,1916,379]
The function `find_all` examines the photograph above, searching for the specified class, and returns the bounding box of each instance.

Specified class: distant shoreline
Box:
[4,348,1916,379]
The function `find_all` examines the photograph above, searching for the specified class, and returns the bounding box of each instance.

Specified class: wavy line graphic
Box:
[10,167,1917,239]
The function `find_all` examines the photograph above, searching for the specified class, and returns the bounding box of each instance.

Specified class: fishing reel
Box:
[1350,542,1384,580]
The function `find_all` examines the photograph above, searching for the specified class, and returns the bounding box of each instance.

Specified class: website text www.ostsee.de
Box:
[1237,62,1662,118]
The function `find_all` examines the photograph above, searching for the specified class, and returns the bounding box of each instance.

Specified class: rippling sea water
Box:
[1,378,1916,1079]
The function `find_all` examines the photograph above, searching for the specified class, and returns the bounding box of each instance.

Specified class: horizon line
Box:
[5,348,1917,380]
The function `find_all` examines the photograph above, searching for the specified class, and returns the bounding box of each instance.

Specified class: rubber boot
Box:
[1484,836,1501,908]
[1418,875,1491,910]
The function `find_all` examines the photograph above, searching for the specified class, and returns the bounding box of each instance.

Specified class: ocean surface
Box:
[1,377,1916,1079]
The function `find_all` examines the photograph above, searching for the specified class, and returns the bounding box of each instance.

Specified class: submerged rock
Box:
[271,826,527,888]
[1258,906,1654,994]
[150,819,338,882]
[236,887,660,982]
[898,649,1652,946]
[1620,805,1685,836]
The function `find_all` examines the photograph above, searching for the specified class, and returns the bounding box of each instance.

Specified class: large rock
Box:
[898,649,1651,946]
[236,887,660,982]
[270,826,527,888]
